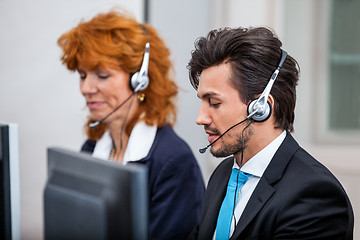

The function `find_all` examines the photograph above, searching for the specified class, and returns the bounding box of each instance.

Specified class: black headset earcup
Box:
[247,99,272,122]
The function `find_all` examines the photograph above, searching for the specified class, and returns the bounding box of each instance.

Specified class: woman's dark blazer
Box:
[82,126,205,240]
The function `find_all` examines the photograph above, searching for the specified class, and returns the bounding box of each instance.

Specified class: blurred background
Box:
[0,0,359,239]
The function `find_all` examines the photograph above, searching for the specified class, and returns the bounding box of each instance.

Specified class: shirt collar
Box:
[233,130,286,177]
[123,121,157,164]
[92,130,112,160]
[92,121,157,164]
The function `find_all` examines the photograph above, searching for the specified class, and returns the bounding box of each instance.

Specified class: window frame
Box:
[314,0,360,144]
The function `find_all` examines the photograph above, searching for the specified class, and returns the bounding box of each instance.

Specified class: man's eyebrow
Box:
[197,91,220,99]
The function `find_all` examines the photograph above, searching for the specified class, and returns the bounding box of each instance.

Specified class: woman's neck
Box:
[107,121,130,162]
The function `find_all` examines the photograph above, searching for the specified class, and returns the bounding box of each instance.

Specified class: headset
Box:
[247,49,288,122]
[199,49,288,154]
[130,42,150,93]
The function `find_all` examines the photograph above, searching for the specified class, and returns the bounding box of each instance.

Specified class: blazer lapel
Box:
[231,177,275,238]
[231,133,300,239]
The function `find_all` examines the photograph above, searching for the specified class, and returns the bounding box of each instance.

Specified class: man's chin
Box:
[210,144,243,158]
[210,147,232,158]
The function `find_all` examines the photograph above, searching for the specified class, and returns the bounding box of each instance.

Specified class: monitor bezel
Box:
[44,147,148,240]
[0,122,21,240]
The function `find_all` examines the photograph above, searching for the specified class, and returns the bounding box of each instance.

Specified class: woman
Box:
[58,9,205,240]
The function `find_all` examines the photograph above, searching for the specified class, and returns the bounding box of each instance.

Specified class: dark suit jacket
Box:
[82,126,205,240]
[189,133,354,240]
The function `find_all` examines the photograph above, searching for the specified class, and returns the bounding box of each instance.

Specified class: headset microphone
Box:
[199,50,287,153]
[89,92,136,128]
[89,121,100,128]
[198,147,207,154]
[199,117,251,153]
[89,42,150,129]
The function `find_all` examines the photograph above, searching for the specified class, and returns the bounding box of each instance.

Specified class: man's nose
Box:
[196,104,211,126]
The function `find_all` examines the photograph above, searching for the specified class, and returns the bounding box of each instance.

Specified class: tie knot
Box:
[228,168,250,188]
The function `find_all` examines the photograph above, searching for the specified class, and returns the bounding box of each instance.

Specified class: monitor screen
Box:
[0,123,21,240]
[44,147,148,240]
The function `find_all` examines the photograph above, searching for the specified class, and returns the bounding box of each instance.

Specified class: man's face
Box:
[196,63,252,158]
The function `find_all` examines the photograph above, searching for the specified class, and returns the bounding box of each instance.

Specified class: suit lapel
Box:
[231,176,275,238]
[231,133,300,239]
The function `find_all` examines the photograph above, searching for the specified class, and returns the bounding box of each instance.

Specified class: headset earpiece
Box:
[247,99,272,122]
[130,72,149,92]
[130,42,150,93]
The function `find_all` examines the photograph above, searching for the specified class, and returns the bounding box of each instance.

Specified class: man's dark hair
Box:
[187,26,300,132]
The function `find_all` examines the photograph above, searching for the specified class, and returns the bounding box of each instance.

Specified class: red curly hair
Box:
[58,9,178,140]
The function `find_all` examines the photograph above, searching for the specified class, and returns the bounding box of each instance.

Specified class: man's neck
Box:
[234,127,284,166]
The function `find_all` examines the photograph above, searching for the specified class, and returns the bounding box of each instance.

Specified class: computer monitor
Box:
[0,123,21,240]
[44,147,148,240]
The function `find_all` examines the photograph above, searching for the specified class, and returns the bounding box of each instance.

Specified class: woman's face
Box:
[78,64,138,124]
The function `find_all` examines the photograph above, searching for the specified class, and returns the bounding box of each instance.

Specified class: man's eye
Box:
[209,100,220,108]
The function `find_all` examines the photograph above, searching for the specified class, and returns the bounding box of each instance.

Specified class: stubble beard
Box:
[210,125,253,158]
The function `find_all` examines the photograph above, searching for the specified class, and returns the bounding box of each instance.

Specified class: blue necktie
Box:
[215,168,250,240]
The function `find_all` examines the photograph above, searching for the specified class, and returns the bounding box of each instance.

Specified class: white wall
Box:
[0,1,143,239]
[149,0,218,182]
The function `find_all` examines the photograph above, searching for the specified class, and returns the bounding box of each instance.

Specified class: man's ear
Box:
[268,94,275,108]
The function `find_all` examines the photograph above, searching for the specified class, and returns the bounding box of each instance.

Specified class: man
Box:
[187,27,354,239]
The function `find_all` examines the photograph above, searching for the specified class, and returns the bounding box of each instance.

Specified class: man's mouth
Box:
[205,127,221,143]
